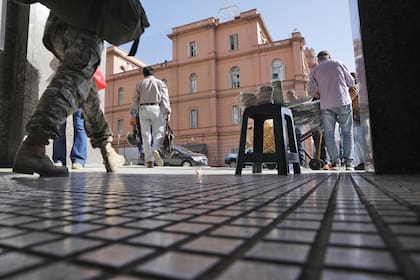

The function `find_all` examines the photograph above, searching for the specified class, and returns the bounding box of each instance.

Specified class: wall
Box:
[356,0,420,174]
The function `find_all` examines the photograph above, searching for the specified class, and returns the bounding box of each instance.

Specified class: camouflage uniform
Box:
[26,12,112,147]
[13,11,124,176]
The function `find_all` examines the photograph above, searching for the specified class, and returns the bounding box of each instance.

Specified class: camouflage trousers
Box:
[25,13,112,148]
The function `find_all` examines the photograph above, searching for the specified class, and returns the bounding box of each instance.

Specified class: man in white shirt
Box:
[130,66,171,168]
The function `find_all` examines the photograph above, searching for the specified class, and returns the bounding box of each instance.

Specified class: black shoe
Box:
[355,163,365,170]
[13,141,68,177]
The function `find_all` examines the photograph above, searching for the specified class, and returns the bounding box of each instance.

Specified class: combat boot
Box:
[101,143,125,173]
[13,140,69,177]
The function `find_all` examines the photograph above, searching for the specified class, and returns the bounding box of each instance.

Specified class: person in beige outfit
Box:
[130,66,171,167]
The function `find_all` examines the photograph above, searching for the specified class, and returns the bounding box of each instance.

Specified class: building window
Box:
[229,34,239,51]
[230,67,240,88]
[190,73,197,93]
[190,108,198,128]
[189,41,198,57]
[232,105,241,125]
[271,59,286,80]
[117,87,124,105]
[117,119,124,136]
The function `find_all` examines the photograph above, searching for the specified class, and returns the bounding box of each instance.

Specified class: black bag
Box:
[13,0,150,56]
[127,126,142,147]
[162,122,175,158]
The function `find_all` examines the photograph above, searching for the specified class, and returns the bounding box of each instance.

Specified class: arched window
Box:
[117,87,124,105]
[230,67,240,88]
[190,73,197,93]
[271,59,286,80]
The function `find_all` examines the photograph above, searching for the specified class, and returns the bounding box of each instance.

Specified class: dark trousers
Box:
[295,126,306,166]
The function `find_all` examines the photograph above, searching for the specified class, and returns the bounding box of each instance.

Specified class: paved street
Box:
[0,166,420,279]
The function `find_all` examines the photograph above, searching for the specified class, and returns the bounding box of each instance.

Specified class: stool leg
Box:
[252,116,264,173]
[283,108,301,174]
[235,113,249,175]
[274,115,288,175]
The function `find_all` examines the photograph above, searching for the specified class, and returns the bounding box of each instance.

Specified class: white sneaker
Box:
[153,150,164,166]
[71,162,84,170]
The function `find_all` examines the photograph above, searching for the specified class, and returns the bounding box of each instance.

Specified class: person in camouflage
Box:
[13,12,125,177]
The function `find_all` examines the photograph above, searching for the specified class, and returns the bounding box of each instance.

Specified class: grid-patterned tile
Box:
[78,244,155,267]
[181,236,243,255]
[0,252,45,277]
[136,251,219,279]
[217,260,301,280]
[7,262,101,280]
[0,231,63,249]
[128,231,189,248]
[1,171,420,279]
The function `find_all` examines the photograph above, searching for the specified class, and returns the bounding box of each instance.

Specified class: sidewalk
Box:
[0,166,419,279]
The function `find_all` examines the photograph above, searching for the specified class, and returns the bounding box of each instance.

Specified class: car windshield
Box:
[175,145,194,155]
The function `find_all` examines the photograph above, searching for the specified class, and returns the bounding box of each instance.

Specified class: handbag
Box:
[162,122,175,158]
[93,68,107,90]
[127,126,142,146]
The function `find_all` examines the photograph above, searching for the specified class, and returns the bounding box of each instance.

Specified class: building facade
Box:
[105,9,312,166]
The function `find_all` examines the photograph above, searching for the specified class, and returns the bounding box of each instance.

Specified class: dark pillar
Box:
[0,2,38,167]
[358,0,420,174]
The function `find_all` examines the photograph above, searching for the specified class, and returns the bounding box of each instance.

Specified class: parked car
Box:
[224,152,239,168]
[224,148,276,169]
[136,145,208,167]
[224,148,252,168]
[165,145,208,166]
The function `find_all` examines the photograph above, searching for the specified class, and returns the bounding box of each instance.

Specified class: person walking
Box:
[130,66,171,168]
[52,110,87,169]
[308,50,355,171]
[12,5,130,176]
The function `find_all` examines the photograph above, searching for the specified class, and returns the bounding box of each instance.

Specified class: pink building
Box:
[105,9,312,166]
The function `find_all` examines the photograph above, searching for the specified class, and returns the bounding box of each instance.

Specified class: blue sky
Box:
[120,0,356,71]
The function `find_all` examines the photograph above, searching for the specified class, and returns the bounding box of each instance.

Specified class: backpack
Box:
[13,0,150,56]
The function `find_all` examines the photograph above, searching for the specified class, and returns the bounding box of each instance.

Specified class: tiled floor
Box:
[0,167,420,280]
